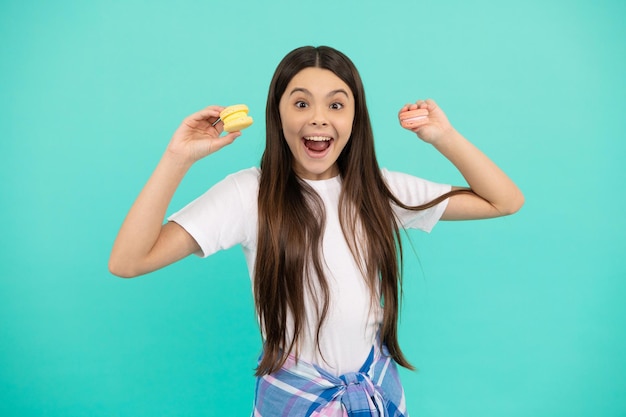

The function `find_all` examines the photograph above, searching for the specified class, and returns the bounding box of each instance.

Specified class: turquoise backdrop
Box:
[1,0,624,416]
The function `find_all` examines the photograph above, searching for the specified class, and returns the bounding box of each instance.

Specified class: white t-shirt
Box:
[168,167,451,375]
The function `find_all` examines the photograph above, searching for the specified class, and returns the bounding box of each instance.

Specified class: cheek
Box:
[278,104,292,133]
[282,124,300,143]
[340,112,355,137]
[280,111,302,136]
[280,117,301,148]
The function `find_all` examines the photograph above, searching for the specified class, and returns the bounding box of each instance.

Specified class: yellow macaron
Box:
[220,104,254,132]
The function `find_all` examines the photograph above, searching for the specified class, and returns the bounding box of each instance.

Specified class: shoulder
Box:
[380,168,452,203]
[380,168,414,182]
[380,168,440,189]
[226,166,260,184]
[220,167,261,193]
[380,168,451,231]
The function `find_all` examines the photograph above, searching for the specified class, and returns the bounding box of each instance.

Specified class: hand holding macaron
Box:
[398,99,454,145]
[168,104,253,164]
[399,107,429,130]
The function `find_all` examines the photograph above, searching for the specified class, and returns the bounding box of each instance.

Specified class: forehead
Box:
[285,67,352,97]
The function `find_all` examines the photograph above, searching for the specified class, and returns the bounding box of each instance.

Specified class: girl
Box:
[109,46,523,416]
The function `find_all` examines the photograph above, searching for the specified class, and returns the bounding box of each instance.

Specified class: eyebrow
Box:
[288,87,350,98]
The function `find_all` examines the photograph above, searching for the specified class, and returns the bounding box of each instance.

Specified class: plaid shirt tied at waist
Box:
[252,342,409,417]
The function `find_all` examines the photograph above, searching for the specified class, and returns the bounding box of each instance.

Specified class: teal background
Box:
[1,0,624,415]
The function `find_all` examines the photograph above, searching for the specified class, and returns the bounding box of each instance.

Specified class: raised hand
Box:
[399,99,455,145]
[167,105,242,165]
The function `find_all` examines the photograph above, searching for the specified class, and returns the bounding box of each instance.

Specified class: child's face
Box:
[279,67,355,180]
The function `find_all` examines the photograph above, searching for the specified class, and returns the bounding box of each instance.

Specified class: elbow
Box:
[500,190,525,216]
[108,256,142,279]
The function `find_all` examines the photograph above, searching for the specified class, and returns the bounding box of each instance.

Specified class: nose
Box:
[309,106,328,126]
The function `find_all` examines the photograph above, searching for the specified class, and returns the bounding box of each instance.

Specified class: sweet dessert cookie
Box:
[220,104,254,132]
[399,108,429,130]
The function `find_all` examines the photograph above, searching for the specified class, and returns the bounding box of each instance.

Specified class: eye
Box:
[330,102,344,110]
[295,100,308,109]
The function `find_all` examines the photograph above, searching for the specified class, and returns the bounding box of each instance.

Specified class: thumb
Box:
[207,131,242,155]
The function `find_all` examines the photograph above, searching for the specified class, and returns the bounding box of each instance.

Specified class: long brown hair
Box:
[255,46,468,376]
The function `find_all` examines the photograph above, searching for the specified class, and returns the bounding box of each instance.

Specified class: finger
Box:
[398,103,412,116]
[187,105,225,124]
[211,118,225,133]
[424,98,438,111]
[191,131,241,160]
[208,131,242,154]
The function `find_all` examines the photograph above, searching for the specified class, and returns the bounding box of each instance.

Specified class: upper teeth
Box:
[305,136,332,141]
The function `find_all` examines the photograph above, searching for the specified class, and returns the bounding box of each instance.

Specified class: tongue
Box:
[305,140,330,152]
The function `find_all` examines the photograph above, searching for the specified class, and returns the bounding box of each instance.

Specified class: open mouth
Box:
[303,136,334,155]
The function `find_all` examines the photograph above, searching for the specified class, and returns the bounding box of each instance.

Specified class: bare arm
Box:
[109,105,241,278]
[400,99,524,220]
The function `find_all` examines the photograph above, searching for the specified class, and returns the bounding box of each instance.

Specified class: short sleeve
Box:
[381,168,452,232]
[167,168,260,257]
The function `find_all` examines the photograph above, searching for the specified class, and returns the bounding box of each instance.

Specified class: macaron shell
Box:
[223,115,254,132]
[399,108,429,129]
[220,104,249,120]
[220,104,253,132]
